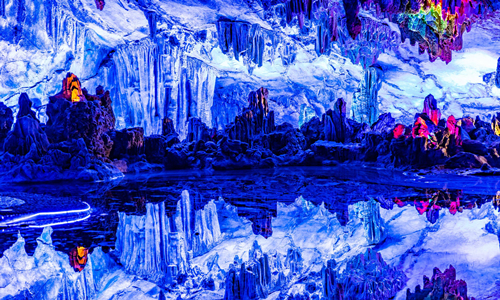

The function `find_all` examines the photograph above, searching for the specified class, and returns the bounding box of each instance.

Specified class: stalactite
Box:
[0,0,6,18]
[216,19,273,69]
[352,65,383,125]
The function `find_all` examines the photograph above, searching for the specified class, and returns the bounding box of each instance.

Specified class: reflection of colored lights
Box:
[70,246,89,272]
[395,190,472,223]
[0,202,91,227]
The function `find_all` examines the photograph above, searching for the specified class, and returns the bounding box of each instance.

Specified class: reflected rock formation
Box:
[115,190,221,284]
[406,265,475,300]
[394,189,482,223]
[322,249,406,300]
[224,241,272,300]
[355,198,386,245]
[0,228,96,299]
[250,210,273,239]
[69,246,89,272]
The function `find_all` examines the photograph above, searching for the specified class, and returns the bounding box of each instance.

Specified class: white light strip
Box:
[29,214,92,228]
[0,202,91,226]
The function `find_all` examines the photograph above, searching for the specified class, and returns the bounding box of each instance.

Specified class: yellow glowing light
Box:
[77,246,87,258]
[71,89,80,102]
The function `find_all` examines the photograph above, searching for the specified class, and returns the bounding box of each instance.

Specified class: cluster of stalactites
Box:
[216,19,266,68]
[62,73,85,103]
[395,0,489,63]
[278,0,490,64]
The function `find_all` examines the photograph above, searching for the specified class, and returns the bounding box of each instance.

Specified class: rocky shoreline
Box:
[2,73,500,182]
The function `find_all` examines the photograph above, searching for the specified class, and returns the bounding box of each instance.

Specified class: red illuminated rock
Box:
[393,124,406,139]
[423,94,441,126]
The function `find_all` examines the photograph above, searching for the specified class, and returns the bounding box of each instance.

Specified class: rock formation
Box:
[322,249,406,300]
[3,93,50,158]
[406,265,475,300]
[0,102,13,145]
[46,80,116,158]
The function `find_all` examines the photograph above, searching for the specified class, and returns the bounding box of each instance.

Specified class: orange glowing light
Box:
[63,73,84,103]
[69,246,89,272]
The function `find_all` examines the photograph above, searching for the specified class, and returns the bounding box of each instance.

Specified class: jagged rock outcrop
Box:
[300,116,323,148]
[145,118,180,164]
[258,122,306,156]
[224,241,272,300]
[3,93,50,158]
[406,265,475,300]
[45,75,115,158]
[371,113,396,134]
[227,88,275,144]
[0,102,13,145]
[109,127,145,159]
[162,117,176,136]
[0,74,125,182]
[323,98,349,143]
[188,117,214,143]
[322,249,406,300]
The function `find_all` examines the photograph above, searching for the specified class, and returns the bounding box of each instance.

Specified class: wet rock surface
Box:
[4,83,500,181]
[120,88,500,174]
[0,75,122,182]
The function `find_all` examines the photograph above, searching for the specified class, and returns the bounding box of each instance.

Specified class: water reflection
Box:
[0,167,500,299]
[69,246,89,272]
